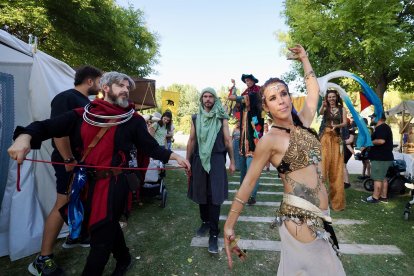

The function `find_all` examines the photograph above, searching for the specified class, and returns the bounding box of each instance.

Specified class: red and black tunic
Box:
[14,99,171,230]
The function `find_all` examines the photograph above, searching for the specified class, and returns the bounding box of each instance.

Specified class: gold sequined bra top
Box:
[273,125,322,174]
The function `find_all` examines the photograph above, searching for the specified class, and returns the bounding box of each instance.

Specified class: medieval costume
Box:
[13,99,171,275]
[187,88,230,252]
[274,125,345,275]
[236,74,264,203]
[319,106,346,211]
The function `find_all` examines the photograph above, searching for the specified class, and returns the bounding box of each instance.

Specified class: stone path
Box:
[190,172,404,256]
[190,237,403,255]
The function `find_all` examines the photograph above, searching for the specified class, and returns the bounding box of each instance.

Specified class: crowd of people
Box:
[7,43,397,275]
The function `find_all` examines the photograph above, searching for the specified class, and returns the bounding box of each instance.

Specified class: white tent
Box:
[387,100,414,117]
[0,30,75,260]
[386,100,414,147]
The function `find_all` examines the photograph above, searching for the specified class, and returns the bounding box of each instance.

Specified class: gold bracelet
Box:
[304,70,316,80]
[234,196,246,205]
[230,209,242,214]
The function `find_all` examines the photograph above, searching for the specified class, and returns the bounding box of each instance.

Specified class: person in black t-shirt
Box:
[365,113,393,204]
[28,66,102,276]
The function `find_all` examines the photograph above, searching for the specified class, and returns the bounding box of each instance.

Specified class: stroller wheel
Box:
[404,211,409,220]
[363,178,374,192]
[161,189,167,208]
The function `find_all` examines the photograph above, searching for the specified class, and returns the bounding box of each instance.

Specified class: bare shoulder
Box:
[256,128,290,156]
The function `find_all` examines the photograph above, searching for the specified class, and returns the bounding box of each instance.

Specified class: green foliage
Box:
[0,0,159,76]
[281,0,414,102]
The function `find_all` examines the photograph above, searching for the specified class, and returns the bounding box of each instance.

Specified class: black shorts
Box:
[344,147,352,164]
[53,163,72,195]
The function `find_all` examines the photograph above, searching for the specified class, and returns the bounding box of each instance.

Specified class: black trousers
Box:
[82,220,129,275]
[199,203,221,236]
[82,177,130,275]
[198,173,221,236]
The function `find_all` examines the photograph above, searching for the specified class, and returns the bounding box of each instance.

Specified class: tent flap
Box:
[386,101,414,117]
[0,30,75,261]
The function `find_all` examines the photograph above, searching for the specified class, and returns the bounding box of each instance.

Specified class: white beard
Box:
[116,97,129,108]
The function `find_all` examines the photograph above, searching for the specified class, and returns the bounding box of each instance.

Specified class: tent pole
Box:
[139,83,151,111]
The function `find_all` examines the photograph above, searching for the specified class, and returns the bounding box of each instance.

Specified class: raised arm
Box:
[319,98,327,115]
[290,45,320,127]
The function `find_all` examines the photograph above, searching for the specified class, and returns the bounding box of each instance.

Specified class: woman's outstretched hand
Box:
[224,228,247,269]
[224,228,236,269]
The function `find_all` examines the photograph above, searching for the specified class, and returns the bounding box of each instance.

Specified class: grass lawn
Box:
[1,171,413,275]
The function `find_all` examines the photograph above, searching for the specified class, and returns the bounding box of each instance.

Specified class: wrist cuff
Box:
[63,157,76,163]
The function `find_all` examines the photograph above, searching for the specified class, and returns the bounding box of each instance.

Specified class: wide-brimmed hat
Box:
[241,74,258,84]
[143,112,161,122]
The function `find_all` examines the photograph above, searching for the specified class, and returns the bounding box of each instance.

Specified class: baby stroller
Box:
[403,183,414,220]
[141,159,168,208]
[363,159,408,196]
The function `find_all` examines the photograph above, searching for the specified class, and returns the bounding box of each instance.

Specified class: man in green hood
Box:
[187,87,235,254]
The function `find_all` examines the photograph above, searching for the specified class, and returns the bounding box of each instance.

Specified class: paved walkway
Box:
[188,171,403,256]
[169,149,403,256]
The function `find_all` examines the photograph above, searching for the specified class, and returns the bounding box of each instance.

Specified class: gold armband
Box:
[234,196,246,205]
[231,209,242,214]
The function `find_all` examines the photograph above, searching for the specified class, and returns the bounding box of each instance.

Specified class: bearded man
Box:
[28,65,102,276]
[187,87,235,254]
[8,71,190,275]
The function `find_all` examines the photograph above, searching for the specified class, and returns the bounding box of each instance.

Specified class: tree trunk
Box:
[375,76,388,107]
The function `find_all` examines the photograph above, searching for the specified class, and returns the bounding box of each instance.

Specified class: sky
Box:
[116,0,293,91]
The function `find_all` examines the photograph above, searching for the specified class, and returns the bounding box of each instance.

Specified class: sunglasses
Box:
[230,236,247,260]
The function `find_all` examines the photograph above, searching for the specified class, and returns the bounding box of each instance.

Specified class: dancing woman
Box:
[319,89,348,211]
[223,45,345,275]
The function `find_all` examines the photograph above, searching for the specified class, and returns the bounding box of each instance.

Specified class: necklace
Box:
[272,125,295,133]
[83,103,135,127]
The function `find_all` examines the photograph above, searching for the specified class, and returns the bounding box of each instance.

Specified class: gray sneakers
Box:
[208,235,218,254]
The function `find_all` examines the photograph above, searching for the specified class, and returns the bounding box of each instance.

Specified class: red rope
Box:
[15,158,190,192]
[24,158,186,170]
[17,164,21,192]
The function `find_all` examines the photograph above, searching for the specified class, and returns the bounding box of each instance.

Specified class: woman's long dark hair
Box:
[325,89,343,108]
[158,111,173,131]
[260,77,319,140]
